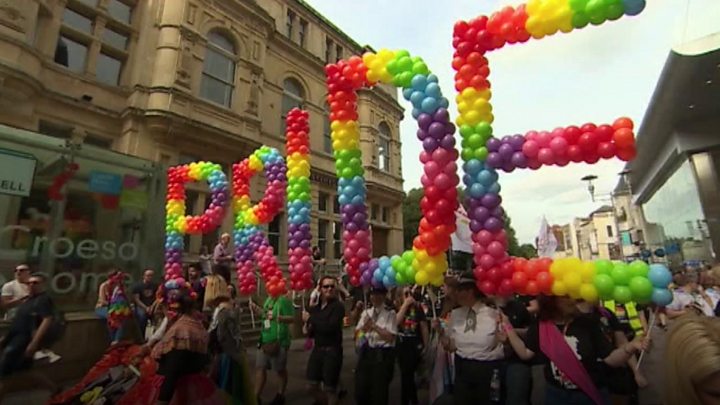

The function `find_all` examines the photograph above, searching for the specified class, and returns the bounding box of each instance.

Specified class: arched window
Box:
[378,122,391,171]
[281,78,304,131]
[200,31,236,107]
[323,102,332,153]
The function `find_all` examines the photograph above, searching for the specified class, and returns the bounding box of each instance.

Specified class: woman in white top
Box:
[436,274,505,405]
[354,286,397,405]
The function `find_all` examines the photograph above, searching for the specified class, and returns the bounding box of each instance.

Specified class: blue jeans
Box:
[506,362,532,405]
[134,307,149,339]
[545,384,610,405]
[95,307,123,342]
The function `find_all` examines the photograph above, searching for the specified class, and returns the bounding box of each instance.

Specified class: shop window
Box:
[318,191,328,212]
[378,122,391,171]
[200,31,236,107]
[318,219,328,258]
[96,52,122,85]
[55,0,133,84]
[281,78,304,133]
[333,221,342,259]
[268,214,282,253]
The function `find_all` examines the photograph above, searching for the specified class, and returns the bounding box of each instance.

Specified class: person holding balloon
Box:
[500,295,649,405]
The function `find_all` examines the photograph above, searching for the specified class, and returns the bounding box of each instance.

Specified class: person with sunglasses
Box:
[303,276,345,405]
[1,264,31,321]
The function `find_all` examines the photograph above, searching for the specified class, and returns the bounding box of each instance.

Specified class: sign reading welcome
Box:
[0,148,36,197]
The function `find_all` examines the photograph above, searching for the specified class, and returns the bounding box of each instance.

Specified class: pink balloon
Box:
[525,130,539,141]
[537,131,552,147]
[479,254,496,270]
[537,148,555,165]
[522,140,540,158]
[421,175,432,187]
[487,241,505,258]
[477,230,494,246]
[424,161,441,177]
[549,137,568,156]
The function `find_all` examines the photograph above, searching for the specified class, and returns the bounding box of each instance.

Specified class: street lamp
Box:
[581,175,598,202]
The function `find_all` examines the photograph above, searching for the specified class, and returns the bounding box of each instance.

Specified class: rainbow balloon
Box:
[232,147,288,297]
[285,108,314,291]
[327,50,458,289]
[164,162,229,282]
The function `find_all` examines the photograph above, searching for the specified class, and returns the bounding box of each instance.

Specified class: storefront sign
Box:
[0,148,36,197]
[89,171,123,195]
[31,236,139,261]
[119,189,148,210]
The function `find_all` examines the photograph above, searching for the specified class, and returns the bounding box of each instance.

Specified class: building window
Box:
[318,219,328,259]
[372,204,379,220]
[607,225,613,238]
[318,191,328,212]
[325,38,334,63]
[333,221,342,259]
[200,31,236,107]
[281,78,304,132]
[382,207,388,223]
[268,215,281,253]
[38,120,73,139]
[54,1,133,85]
[333,197,340,214]
[286,10,295,39]
[336,44,343,61]
[378,122,391,171]
[323,104,332,153]
[299,19,308,48]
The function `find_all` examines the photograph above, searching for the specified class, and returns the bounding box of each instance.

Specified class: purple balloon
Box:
[498,143,514,160]
[444,122,456,135]
[428,122,446,139]
[501,162,515,173]
[417,113,433,130]
[470,219,483,233]
[433,107,450,123]
[416,129,429,141]
[346,222,358,232]
[484,217,503,232]
[501,135,512,143]
[481,193,501,209]
[510,151,528,168]
[299,240,311,249]
[440,135,456,149]
[486,152,503,168]
[491,206,504,217]
[486,137,502,152]
[423,137,438,152]
[465,197,481,210]
[472,206,490,222]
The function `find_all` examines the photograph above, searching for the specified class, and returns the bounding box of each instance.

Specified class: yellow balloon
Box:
[579,284,599,302]
[414,249,429,262]
[415,271,429,286]
[430,275,445,287]
[564,272,582,292]
[552,281,568,296]
[580,262,596,282]
[550,261,566,278]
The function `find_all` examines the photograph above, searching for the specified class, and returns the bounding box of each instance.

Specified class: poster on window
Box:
[0,148,36,197]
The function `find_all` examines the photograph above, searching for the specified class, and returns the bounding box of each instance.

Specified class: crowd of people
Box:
[0,251,719,405]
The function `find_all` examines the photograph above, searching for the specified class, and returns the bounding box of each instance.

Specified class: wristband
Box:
[503,322,514,333]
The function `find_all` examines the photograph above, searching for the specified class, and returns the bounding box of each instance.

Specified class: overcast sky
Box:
[304,0,720,243]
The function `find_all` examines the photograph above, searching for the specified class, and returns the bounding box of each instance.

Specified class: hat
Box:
[455,272,477,287]
[369,286,388,294]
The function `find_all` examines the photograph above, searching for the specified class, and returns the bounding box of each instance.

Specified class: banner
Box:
[451,206,473,253]
[536,216,558,258]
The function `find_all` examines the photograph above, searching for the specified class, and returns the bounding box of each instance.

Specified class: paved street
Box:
[254,328,430,405]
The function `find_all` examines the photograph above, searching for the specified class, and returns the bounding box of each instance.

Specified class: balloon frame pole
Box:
[635,307,658,371]
[249,297,256,329]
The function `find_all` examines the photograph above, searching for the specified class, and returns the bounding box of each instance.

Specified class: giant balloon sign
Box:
[163,0,671,305]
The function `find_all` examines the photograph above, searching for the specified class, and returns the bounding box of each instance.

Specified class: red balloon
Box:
[511,271,529,290]
[597,142,616,159]
[525,259,542,279]
[498,279,514,297]
[580,123,597,133]
[479,281,497,296]
[486,267,502,283]
[536,271,554,292]
[526,280,540,296]
[612,117,634,131]
[617,146,637,162]
[512,257,529,273]
[578,132,598,153]
[522,140,540,158]
[537,148,555,165]
[563,126,582,144]
[613,128,635,149]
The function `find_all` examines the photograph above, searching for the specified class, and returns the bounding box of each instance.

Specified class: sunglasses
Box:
[28,280,41,285]
[321,284,336,290]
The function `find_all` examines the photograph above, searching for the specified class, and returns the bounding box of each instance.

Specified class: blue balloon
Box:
[476,170,495,186]
[378,256,391,269]
[469,183,486,199]
[411,74,428,91]
[411,108,421,119]
[438,97,450,109]
[402,87,414,101]
[651,288,673,307]
[487,183,501,194]
[373,269,383,281]
[462,174,473,187]
[464,160,483,176]
[421,97,439,114]
[427,74,439,83]
[410,91,425,107]
[623,0,645,16]
[425,83,441,98]
[648,264,672,288]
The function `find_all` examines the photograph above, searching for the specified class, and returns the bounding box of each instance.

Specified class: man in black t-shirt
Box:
[0,273,55,376]
[131,269,158,339]
[498,295,535,405]
[303,275,345,405]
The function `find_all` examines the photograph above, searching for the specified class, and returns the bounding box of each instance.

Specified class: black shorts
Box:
[306,346,343,390]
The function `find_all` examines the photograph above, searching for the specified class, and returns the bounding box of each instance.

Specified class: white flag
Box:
[536,216,558,258]
[451,206,473,253]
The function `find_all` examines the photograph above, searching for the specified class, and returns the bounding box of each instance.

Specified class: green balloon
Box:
[395,272,406,285]
[475,121,492,138]
[473,147,489,160]
[629,277,653,301]
[461,148,474,161]
[397,57,413,73]
[402,251,414,263]
[405,267,416,281]
[613,286,633,304]
[628,260,649,278]
[571,12,590,29]
[386,59,399,75]
[467,134,484,148]
[459,125,474,137]
[594,274,615,298]
[395,49,411,58]
[412,62,429,76]
[594,259,614,276]
[611,264,631,286]
[569,0,589,11]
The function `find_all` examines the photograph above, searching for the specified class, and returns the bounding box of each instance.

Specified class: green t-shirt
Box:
[259,296,294,348]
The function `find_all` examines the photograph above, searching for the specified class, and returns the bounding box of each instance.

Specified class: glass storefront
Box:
[0,125,164,312]
[642,158,714,269]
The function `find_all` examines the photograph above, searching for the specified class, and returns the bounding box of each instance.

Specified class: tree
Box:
[401,187,536,260]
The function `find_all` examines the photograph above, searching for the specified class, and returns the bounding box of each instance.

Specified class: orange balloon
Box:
[613,128,635,149]
[612,117,634,131]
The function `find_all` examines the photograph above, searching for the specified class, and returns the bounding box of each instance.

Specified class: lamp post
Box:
[580,172,631,261]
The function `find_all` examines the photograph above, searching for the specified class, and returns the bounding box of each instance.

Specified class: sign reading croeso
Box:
[0,148,36,197]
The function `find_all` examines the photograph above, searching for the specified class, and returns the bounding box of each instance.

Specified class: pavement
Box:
[1,328,429,405]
